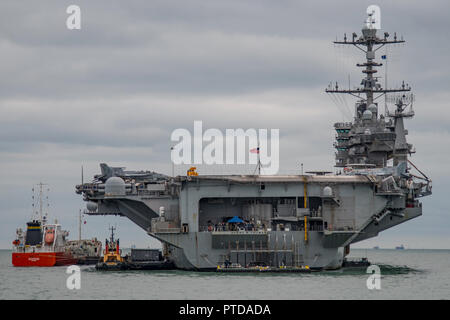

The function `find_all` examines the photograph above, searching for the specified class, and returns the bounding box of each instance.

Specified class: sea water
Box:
[1,249,449,299]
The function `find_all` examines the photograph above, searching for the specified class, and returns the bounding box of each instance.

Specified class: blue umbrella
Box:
[228,216,244,223]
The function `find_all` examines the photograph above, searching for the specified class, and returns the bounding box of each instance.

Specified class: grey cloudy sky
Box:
[0,0,449,249]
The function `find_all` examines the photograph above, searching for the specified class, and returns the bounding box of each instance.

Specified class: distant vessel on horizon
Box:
[395,244,405,250]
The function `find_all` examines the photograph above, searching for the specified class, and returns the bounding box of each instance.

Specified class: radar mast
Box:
[327,6,415,168]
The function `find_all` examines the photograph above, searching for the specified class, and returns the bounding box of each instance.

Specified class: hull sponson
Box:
[178,175,378,233]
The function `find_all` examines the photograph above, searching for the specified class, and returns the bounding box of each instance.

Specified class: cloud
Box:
[0,0,448,248]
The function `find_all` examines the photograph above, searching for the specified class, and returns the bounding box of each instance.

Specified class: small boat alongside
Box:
[342,257,371,269]
[96,226,126,270]
[65,238,102,265]
[96,228,175,271]
[216,261,315,273]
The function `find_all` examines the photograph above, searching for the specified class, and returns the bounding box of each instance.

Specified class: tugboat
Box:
[12,183,76,267]
[95,226,126,270]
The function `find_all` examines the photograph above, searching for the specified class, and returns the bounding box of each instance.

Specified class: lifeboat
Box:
[45,229,55,245]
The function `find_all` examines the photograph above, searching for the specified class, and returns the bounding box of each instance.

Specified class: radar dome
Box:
[323,186,333,197]
[368,104,377,113]
[105,177,126,196]
[362,110,373,120]
[86,201,98,212]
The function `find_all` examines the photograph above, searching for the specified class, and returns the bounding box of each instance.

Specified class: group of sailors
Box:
[206,220,263,232]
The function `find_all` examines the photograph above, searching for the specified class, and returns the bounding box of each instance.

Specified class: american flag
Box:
[250,147,260,154]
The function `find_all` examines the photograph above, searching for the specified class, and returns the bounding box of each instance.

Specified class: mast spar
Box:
[327,6,415,168]
[326,12,409,106]
[32,182,49,222]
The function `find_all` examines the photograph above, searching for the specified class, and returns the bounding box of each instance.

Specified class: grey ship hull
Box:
[77,173,425,271]
[159,231,345,270]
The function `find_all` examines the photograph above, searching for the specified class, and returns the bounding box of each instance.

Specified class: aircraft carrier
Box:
[76,8,432,270]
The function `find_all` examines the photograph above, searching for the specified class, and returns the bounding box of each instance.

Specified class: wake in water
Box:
[81,263,421,278]
[326,263,422,276]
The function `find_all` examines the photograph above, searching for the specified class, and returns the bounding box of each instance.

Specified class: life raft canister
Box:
[45,229,55,245]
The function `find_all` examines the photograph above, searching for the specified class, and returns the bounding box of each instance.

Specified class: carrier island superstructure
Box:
[76,9,432,270]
